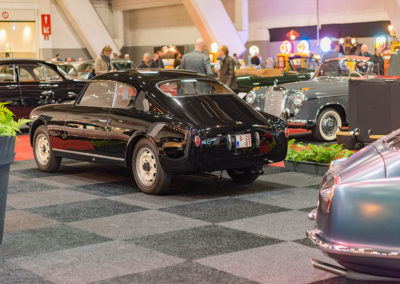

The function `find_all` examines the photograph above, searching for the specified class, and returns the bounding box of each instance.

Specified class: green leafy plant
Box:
[286,139,354,164]
[0,103,30,137]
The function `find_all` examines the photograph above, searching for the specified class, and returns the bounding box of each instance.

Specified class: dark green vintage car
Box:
[236,57,318,93]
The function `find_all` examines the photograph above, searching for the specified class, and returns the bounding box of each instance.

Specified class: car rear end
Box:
[308,133,400,279]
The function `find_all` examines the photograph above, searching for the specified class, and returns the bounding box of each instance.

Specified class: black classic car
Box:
[74,59,135,80]
[0,59,86,119]
[246,56,373,141]
[236,56,318,94]
[29,69,288,195]
[308,129,400,280]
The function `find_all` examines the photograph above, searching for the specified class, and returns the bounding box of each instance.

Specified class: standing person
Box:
[373,47,384,75]
[173,53,182,69]
[151,52,164,68]
[95,45,113,75]
[250,53,260,66]
[181,38,214,76]
[322,41,342,62]
[233,53,241,69]
[218,45,237,91]
[138,53,152,68]
[358,44,373,72]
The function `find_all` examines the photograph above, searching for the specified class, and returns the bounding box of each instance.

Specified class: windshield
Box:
[289,58,318,73]
[313,59,369,78]
[157,79,234,97]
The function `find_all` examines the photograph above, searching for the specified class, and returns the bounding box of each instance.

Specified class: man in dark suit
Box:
[181,39,214,76]
[217,45,237,91]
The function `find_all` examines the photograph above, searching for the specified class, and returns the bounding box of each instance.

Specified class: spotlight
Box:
[320,37,332,52]
[210,42,218,54]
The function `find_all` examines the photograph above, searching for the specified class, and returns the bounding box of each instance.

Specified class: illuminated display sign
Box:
[320,37,332,52]
[297,40,310,53]
[280,41,292,54]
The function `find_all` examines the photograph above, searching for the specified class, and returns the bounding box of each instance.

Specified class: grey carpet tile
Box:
[131,225,283,260]
[91,261,258,284]
[7,180,56,194]
[293,237,318,249]
[161,198,289,223]
[0,224,111,259]
[0,259,52,284]
[70,180,139,197]
[298,206,318,213]
[167,175,286,197]
[28,198,147,223]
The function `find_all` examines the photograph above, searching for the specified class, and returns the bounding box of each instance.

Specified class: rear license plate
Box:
[235,134,252,148]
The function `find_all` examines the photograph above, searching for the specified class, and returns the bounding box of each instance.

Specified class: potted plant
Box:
[0,103,29,243]
[285,139,354,175]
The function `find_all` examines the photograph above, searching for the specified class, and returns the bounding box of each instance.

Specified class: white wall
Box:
[248,0,390,41]
[123,4,200,46]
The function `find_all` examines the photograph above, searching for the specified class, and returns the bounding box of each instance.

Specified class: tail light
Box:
[320,176,340,212]
[285,128,289,138]
[194,135,201,147]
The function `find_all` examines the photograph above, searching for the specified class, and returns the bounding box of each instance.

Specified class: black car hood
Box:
[170,95,272,131]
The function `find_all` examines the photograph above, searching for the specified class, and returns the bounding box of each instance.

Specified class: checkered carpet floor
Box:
[1,159,355,284]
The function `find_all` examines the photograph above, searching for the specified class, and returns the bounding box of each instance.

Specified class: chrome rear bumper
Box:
[311,259,400,281]
[307,229,400,259]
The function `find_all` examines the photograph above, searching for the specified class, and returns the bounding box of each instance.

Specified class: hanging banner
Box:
[41,14,51,40]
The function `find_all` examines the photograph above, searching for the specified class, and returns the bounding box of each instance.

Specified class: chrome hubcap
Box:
[321,115,338,136]
[136,147,157,186]
[35,134,50,165]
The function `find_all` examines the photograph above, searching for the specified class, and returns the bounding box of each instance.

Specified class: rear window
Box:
[157,79,233,97]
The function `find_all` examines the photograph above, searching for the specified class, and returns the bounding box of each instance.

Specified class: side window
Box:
[0,65,15,82]
[18,67,37,82]
[78,81,116,108]
[32,65,47,81]
[114,83,137,108]
[44,65,62,81]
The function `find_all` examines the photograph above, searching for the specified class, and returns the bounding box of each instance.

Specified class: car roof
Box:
[0,58,50,64]
[92,69,210,83]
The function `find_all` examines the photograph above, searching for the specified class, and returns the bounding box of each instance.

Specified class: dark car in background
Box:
[0,59,86,119]
[74,59,135,80]
[236,56,318,94]
[245,56,373,141]
[29,69,288,195]
[308,129,400,280]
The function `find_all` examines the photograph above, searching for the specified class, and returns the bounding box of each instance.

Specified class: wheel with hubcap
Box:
[312,108,342,141]
[33,125,61,172]
[132,139,171,195]
[227,167,260,184]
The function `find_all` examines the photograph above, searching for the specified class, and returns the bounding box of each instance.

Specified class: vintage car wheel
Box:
[33,125,61,172]
[313,108,342,141]
[132,139,171,195]
[227,167,260,183]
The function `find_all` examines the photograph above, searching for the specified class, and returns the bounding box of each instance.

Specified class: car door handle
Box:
[98,119,109,123]
[6,84,18,89]
[51,84,59,88]
[41,90,52,95]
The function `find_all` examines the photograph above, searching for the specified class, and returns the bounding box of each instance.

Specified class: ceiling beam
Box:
[112,0,181,11]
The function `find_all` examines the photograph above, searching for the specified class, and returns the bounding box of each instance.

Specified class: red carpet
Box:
[15,135,33,162]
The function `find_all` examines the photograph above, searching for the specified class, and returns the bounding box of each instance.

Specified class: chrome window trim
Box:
[53,148,125,162]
